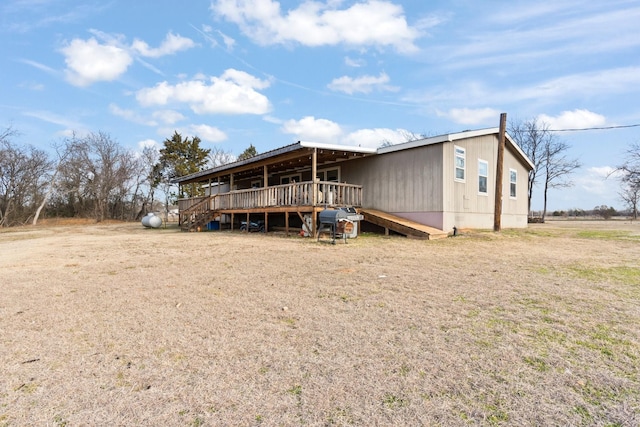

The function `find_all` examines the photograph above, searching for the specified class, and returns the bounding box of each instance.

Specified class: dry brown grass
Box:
[1,219,639,426]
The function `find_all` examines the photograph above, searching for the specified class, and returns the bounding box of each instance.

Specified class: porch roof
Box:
[174,141,376,185]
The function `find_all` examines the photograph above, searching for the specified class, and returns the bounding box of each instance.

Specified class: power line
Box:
[549,123,640,132]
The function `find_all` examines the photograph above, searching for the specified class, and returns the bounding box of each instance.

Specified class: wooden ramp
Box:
[360,209,449,240]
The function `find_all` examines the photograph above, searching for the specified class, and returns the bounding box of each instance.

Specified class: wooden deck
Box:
[359,209,449,240]
[178,181,362,232]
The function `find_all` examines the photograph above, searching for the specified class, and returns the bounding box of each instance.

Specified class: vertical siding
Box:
[342,144,444,213]
[442,135,529,230]
[341,134,530,231]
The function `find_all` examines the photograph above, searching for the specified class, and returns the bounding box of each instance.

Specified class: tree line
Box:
[0,127,246,227]
[509,118,639,221]
[2,120,638,227]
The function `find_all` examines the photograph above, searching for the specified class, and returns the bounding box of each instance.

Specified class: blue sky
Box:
[2,0,639,211]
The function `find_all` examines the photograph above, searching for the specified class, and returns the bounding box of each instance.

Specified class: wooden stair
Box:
[359,209,449,240]
[180,196,218,232]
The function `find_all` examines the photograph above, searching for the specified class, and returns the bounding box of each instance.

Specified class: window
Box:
[509,169,517,198]
[478,160,488,195]
[280,173,301,185]
[316,167,340,182]
[454,146,465,181]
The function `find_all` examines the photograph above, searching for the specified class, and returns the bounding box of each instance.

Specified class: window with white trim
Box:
[509,169,517,198]
[454,146,465,181]
[478,159,488,195]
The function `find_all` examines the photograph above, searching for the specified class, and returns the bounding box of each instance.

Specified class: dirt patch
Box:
[1,220,639,425]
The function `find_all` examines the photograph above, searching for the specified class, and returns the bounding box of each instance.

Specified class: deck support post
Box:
[285,212,289,237]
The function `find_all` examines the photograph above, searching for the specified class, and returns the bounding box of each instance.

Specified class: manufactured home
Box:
[174,127,534,238]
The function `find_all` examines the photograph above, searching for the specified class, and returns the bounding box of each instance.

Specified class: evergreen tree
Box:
[155,131,210,199]
[238,144,258,161]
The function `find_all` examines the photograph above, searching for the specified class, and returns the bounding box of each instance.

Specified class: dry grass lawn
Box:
[1,219,639,426]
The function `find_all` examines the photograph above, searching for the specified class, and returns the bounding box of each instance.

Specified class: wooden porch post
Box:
[263,164,269,232]
[312,148,318,235]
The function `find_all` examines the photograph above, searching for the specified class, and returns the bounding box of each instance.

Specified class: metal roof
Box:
[377,127,535,170]
[173,128,534,184]
[173,141,376,184]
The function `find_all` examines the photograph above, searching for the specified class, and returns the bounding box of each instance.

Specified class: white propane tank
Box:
[141,213,162,228]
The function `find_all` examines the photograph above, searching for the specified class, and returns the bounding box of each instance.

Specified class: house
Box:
[173,127,534,238]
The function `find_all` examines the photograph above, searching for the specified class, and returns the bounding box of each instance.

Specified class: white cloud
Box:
[281,116,343,143]
[327,72,397,95]
[60,31,196,86]
[23,109,85,131]
[159,124,227,143]
[537,109,606,130]
[405,66,640,113]
[210,0,423,53]
[439,107,501,125]
[342,128,412,148]
[570,166,624,207]
[263,115,284,124]
[280,115,414,148]
[18,58,58,76]
[515,67,640,103]
[109,104,157,126]
[344,56,366,67]
[61,37,133,86]
[217,30,236,50]
[152,110,186,125]
[136,69,272,115]
[190,124,228,142]
[131,32,195,58]
[137,139,160,150]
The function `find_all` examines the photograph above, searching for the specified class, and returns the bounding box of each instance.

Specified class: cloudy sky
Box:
[2,0,639,211]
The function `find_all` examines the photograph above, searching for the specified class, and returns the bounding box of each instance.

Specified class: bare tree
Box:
[55,132,136,222]
[380,130,428,148]
[540,139,581,222]
[0,127,52,227]
[33,138,75,225]
[208,146,236,168]
[619,184,639,220]
[509,119,551,215]
[131,144,160,220]
[617,142,640,220]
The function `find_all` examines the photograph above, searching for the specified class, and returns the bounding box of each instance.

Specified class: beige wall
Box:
[441,134,529,230]
[341,143,444,213]
[341,133,530,231]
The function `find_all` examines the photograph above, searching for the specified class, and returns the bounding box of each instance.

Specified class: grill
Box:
[318,209,350,244]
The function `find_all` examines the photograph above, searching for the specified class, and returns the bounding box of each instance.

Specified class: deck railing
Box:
[178,181,362,212]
